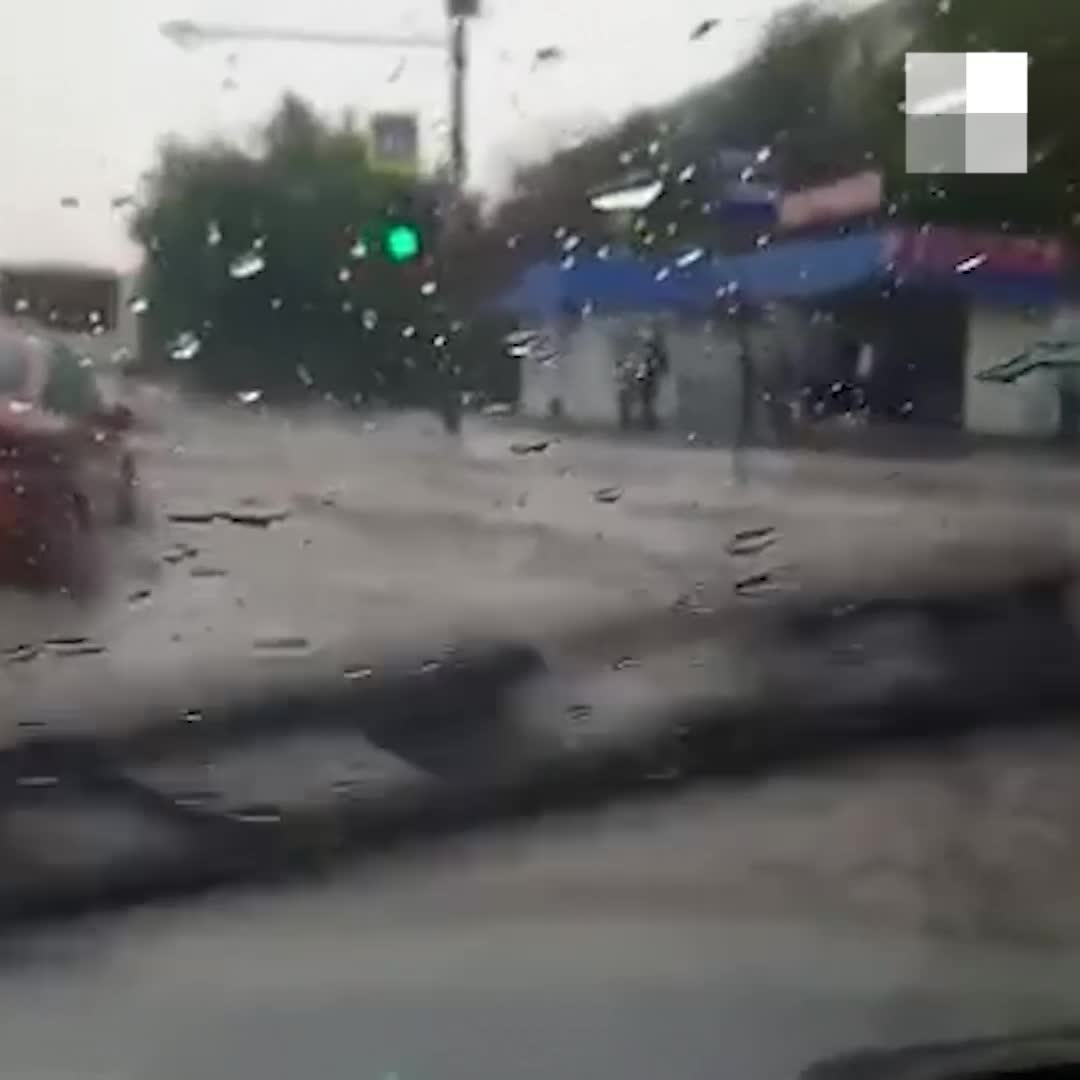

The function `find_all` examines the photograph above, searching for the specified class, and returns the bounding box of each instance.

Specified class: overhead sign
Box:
[370,113,419,176]
[778,170,883,230]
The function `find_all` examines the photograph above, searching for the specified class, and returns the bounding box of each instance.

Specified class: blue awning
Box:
[496,232,890,318]
[495,228,1070,319]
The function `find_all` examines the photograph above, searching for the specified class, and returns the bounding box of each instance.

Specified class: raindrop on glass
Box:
[421,280,438,296]
[128,295,150,315]
[168,331,202,361]
[401,324,416,339]
[207,221,222,246]
[229,249,267,279]
[676,247,704,268]
[362,308,378,330]
[237,389,263,405]
[338,267,352,283]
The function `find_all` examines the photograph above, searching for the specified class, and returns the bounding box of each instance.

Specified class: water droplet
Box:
[677,163,697,183]
[756,233,772,248]
[60,196,79,209]
[253,635,311,652]
[168,331,202,361]
[676,247,704,268]
[726,525,777,557]
[88,310,102,325]
[17,775,59,788]
[344,665,373,681]
[562,234,581,253]
[955,253,986,274]
[589,179,664,213]
[13,297,29,313]
[229,249,266,279]
[561,255,576,270]
[207,221,222,246]
[128,295,150,315]
[296,364,314,387]
[237,389,262,405]
[689,17,719,40]
[593,485,623,504]
[362,308,378,330]
[5,644,39,664]
[597,244,612,260]
[183,708,203,723]
[401,324,416,339]
[338,267,352,283]
[433,334,447,348]
[7,399,32,415]
[420,280,438,296]
[654,267,670,281]
[733,570,785,598]
[756,145,773,164]
[349,238,368,259]
[270,297,284,310]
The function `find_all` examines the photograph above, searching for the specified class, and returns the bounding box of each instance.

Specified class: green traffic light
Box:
[384,223,421,262]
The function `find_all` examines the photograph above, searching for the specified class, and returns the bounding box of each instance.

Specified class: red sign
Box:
[778,171,883,230]
[889,227,1068,276]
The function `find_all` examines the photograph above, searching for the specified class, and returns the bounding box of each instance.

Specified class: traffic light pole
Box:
[435,6,472,434]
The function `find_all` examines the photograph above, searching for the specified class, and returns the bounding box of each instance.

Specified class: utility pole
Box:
[435,0,477,434]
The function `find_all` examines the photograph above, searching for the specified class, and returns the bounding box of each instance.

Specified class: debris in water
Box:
[225,508,290,527]
[592,485,624,504]
[690,17,720,40]
[189,566,228,578]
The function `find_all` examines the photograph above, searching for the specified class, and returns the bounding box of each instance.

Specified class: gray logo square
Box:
[906,52,966,115]
[965,114,1027,173]
[906,114,966,174]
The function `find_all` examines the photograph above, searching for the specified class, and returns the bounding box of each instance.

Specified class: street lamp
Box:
[160,4,474,190]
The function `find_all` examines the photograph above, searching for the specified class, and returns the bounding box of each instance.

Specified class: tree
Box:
[132,95,449,404]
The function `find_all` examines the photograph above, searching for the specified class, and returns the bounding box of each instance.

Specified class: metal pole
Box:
[434,12,470,434]
[449,15,468,193]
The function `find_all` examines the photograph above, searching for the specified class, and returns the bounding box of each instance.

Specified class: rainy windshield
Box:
[3,1,1080,1076]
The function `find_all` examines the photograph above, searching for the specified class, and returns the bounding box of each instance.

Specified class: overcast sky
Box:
[0,0,856,271]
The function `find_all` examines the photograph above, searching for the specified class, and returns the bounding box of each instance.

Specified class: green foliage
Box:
[132,94,480,403]
[477,0,1080,278]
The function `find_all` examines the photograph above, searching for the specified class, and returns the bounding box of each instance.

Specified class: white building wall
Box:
[519,316,679,426]
[964,304,1060,438]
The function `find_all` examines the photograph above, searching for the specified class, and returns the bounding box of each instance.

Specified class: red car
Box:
[0,320,138,594]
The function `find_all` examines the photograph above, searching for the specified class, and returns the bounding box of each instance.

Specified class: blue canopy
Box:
[497,232,890,318]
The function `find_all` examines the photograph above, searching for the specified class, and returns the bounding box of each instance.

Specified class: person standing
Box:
[638,321,670,431]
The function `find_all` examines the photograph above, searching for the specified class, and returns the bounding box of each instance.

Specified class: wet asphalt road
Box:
[1,392,1075,733]
[1,395,1080,1076]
